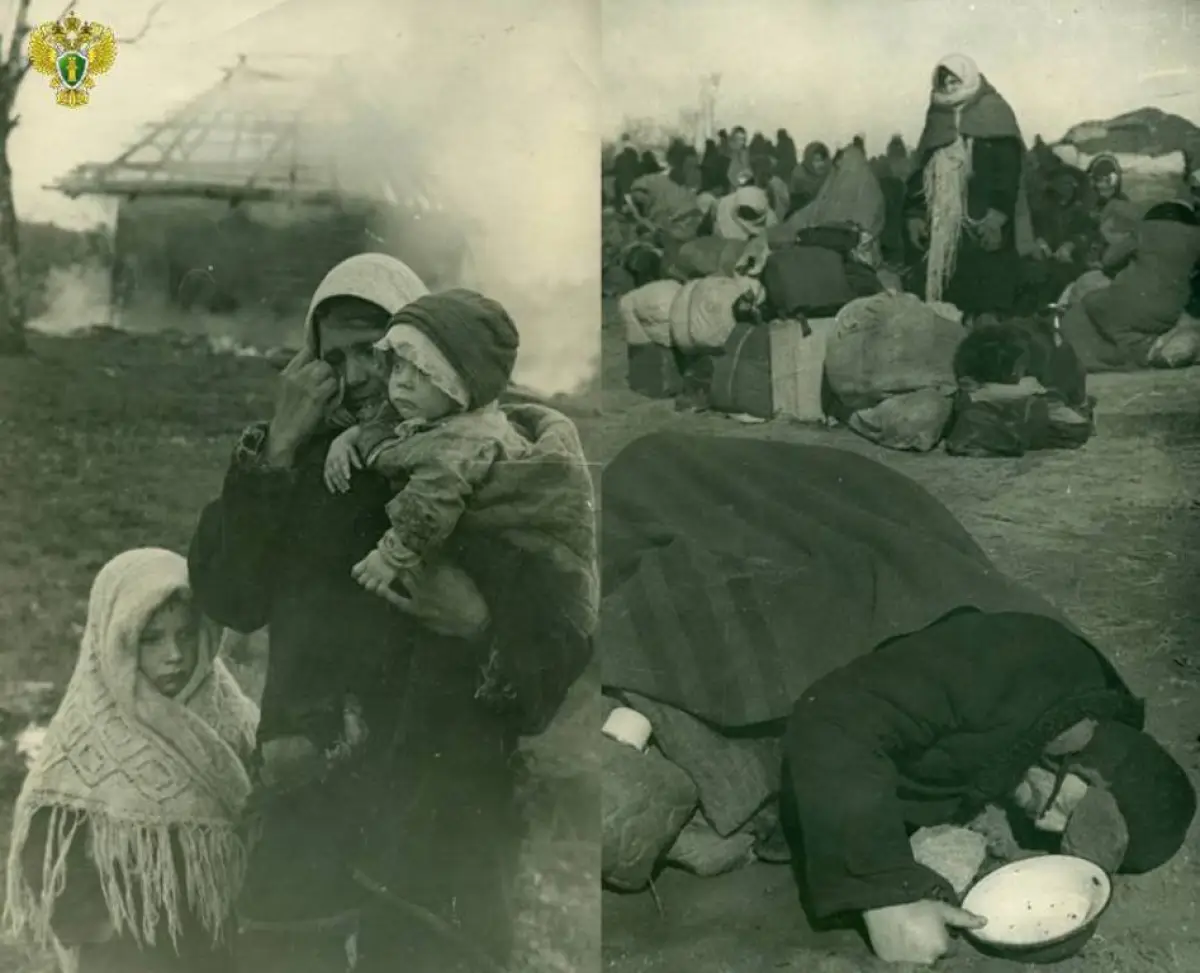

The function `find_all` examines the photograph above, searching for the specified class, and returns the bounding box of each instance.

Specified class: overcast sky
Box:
[602,0,1200,150]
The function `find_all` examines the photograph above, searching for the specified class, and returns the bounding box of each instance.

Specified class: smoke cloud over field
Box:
[14,0,599,395]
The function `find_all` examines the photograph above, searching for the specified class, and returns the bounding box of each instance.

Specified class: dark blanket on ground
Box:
[600,433,1075,730]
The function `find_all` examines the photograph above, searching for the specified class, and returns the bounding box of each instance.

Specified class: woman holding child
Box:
[186,253,597,972]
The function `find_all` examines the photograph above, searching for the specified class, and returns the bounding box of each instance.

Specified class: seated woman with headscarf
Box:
[627,164,706,257]
[750,154,791,221]
[768,142,887,267]
[788,141,832,215]
[724,127,753,188]
[905,54,1025,321]
[1022,165,1101,306]
[1059,200,1200,372]
[713,185,778,241]
[5,549,260,973]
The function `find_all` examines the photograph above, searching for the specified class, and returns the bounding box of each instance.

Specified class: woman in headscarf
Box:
[725,126,753,188]
[1086,155,1128,210]
[768,142,887,267]
[188,252,594,973]
[905,54,1025,320]
[5,548,259,973]
[1059,200,1200,371]
[714,185,779,241]
[628,161,707,253]
[750,154,792,221]
[788,142,832,214]
[775,128,799,182]
[612,143,644,204]
[700,138,728,197]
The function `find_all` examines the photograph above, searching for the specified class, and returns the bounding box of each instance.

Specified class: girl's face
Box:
[388,357,458,421]
[139,596,199,698]
[809,153,831,178]
[730,130,747,152]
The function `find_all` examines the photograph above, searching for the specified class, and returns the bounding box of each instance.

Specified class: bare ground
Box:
[596,307,1200,972]
[0,327,599,973]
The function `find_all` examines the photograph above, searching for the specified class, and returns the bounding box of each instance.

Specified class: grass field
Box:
[0,325,600,973]
[597,303,1200,972]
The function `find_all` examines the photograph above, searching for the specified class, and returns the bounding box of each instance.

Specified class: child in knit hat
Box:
[323,288,529,598]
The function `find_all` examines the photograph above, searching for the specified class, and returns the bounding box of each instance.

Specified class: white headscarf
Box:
[931,53,983,108]
[5,549,259,951]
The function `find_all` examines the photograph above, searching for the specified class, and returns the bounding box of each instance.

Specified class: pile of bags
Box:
[824,294,1095,457]
[622,275,764,399]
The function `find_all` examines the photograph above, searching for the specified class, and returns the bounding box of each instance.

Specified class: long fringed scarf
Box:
[924,133,973,302]
[5,549,260,952]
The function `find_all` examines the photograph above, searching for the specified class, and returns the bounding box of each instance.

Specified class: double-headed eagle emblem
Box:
[28,13,118,108]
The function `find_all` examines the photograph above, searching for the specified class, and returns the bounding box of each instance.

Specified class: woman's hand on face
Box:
[864,900,986,965]
[378,558,491,639]
[266,347,339,467]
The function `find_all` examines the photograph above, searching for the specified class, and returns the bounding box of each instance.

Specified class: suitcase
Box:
[627,342,683,398]
[709,318,837,421]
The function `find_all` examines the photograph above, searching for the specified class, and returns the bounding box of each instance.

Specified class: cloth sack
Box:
[601,698,698,892]
[669,276,764,354]
[848,387,956,453]
[825,292,964,412]
[1148,313,1200,368]
[619,279,682,347]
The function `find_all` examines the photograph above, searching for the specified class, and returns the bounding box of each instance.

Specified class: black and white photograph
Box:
[4,0,1200,971]
[600,0,1200,970]
[0,1,599,972]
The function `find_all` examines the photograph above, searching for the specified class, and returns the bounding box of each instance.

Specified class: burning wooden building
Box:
[52,56,472,337]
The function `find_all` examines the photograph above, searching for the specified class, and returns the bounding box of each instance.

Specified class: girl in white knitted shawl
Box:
[5,548,259,973]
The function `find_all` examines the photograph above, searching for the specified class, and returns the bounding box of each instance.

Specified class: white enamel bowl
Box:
[961,855,1112,964]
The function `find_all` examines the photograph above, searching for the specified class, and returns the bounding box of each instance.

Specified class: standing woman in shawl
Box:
[906,55,1025,320]
[5,548,259,973]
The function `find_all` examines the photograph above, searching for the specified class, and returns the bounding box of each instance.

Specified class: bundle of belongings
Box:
[598,436,1095,889]
[689,152,894,427]
[621,275,767,401]
[823,292,965,452]
[669,236,760,281]
[944,314,1095,457]
[822,291,1095,456]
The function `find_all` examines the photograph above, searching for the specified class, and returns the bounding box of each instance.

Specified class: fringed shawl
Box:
[5,549,260,951]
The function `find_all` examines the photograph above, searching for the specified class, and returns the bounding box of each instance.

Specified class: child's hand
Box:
[324,429,361,494]
[352,549,401,597]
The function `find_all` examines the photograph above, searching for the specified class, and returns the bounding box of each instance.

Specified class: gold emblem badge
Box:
[28,13,118,108]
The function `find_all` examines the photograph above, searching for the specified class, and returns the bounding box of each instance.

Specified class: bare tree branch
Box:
[121,0,170,45]
[5,0,34,73]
